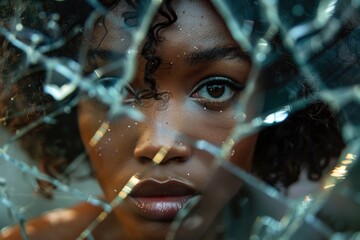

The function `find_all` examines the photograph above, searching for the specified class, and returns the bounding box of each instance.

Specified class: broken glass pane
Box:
[0,0,359,239]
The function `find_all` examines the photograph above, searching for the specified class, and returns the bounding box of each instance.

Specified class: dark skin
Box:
[1,1,258,239]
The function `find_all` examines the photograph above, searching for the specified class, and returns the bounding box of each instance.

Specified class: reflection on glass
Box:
[0,0,359,239]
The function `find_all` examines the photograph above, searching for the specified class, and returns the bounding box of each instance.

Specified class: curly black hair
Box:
[0,0,345,196]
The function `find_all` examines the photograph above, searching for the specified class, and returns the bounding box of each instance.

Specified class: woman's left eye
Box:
[190,77,245,109]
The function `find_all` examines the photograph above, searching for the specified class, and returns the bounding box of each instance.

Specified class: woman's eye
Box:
[197,83,232,100]
[190,77,245,110]
[97,77,136,103]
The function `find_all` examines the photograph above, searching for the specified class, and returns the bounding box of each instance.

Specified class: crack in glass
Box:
[0,0,360,239]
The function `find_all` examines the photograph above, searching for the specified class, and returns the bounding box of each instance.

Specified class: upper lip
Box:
[129,179,197,198]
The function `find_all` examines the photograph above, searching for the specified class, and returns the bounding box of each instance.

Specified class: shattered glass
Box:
[0,0,359,239]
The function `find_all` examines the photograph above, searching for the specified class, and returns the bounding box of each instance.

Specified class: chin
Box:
[114,203,173,240]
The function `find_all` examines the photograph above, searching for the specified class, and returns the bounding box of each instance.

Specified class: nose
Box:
[133,121,191,164]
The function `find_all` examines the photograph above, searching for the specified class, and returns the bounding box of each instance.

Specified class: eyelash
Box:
[190,76,245,110]
[96,76,245,111]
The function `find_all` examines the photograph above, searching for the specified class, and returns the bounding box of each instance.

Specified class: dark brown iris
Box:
[207,84,225,98]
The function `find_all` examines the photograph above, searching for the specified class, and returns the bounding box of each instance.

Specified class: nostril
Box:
[133,126,192,164]
[138,156,152,164]
[137,156,188,164]
[134,143,191,165]
[166,157,187,164]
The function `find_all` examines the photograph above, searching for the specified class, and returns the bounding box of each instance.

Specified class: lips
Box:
[129,179,197,221]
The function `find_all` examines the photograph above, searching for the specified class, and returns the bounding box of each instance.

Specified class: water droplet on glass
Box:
[52,13,60,21]
[240,113,247,120]
[15,24,23,31]
[31,34,42,44]
[43,116,56,124]
[183,215,204,229]
[256,52,266,62]
[64,106,71,114]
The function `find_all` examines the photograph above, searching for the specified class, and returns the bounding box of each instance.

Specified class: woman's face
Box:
[78,0,257,239]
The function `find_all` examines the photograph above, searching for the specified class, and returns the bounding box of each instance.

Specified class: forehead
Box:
[158,1,236,46]
[93,0,238,51]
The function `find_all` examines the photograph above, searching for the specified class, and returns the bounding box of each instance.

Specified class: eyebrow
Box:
[88,46,250,65]
[187,46,251,65]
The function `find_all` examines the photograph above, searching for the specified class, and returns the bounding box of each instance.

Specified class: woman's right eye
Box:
[190,76,245,110]
[97,77,136,103]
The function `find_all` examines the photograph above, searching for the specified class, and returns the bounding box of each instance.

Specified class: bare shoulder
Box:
[0,202,121,240]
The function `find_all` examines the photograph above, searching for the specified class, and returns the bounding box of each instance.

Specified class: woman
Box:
[0,0,344,239]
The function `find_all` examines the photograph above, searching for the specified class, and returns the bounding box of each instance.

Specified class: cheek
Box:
[77,103,138,196]
[181,102,239,143]
[77,101,138,156]
[77,102,109,146]
[229,134,258,171]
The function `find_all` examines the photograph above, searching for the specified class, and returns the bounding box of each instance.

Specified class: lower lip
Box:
[131,195,193,221]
